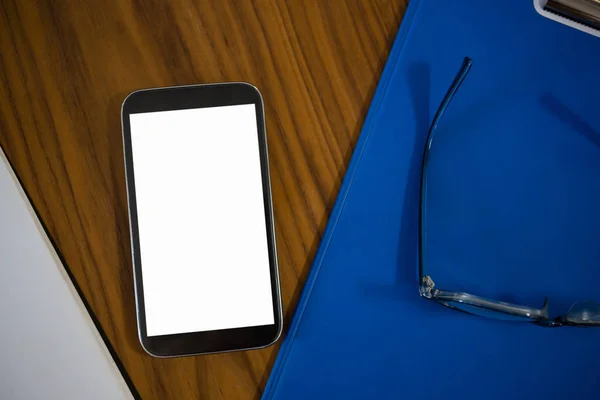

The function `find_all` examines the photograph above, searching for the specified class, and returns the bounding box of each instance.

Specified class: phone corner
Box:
[121,88,147,117]
[137,333,164,359]
[263,313,285,349]
[269,322,284,348]
[236,82,264,102]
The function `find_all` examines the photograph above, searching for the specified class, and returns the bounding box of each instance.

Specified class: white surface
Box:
[129,104,274,337]
[534,0,600,38]
[0,148,133,399]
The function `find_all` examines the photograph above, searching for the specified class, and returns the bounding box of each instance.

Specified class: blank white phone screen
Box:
[129,104,274,337]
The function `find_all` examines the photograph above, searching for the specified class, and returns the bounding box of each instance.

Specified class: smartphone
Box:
[121,83,283,357]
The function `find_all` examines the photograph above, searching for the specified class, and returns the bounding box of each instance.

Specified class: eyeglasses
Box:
[418,57,600,327]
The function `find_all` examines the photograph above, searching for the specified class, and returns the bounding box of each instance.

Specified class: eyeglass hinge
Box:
[420,275,436,299]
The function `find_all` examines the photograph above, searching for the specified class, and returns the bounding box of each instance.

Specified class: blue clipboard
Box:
[263,0,600,399]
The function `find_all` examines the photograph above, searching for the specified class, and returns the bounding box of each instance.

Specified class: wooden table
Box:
[0,1,406,398]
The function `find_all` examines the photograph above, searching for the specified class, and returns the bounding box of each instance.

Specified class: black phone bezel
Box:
[121,83,283,357]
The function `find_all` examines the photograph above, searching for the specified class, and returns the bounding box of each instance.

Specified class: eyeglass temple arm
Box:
[418,57,473,281]
[420,275,549,319]
[424,57,473,157]
[431,288,549,320]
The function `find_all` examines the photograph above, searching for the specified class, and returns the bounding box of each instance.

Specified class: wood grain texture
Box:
[0,1,406,398]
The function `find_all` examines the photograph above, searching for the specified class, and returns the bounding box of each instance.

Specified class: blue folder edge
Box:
[262,2,422,397]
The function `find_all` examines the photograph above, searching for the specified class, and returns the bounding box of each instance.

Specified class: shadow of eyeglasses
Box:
[539,93,600,151]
